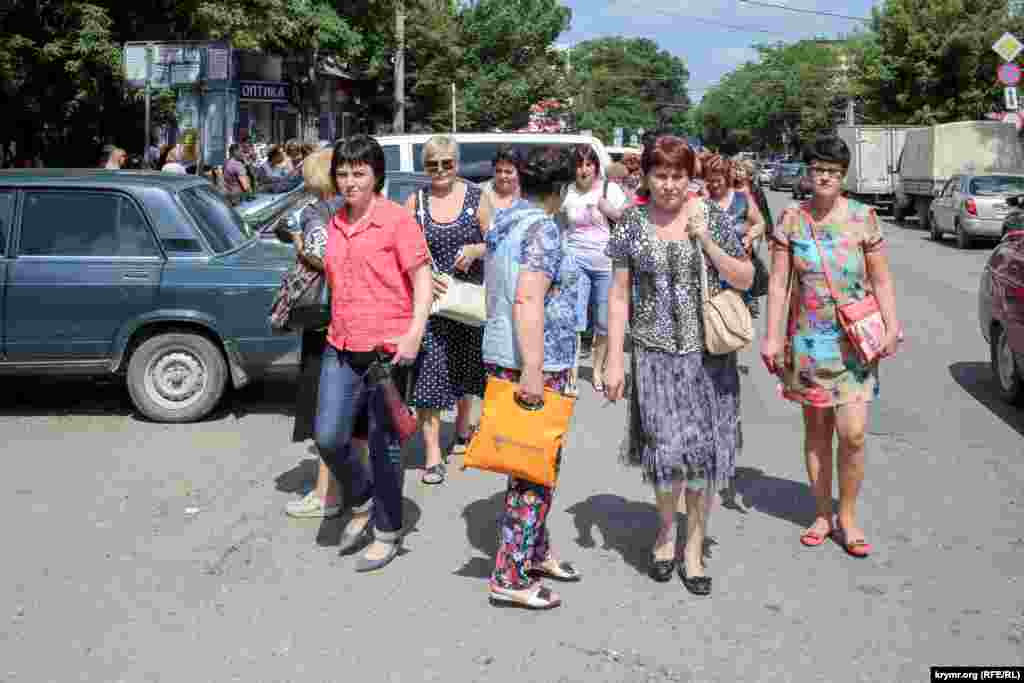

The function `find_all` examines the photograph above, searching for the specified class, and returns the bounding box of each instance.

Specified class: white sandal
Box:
[489,583,562,610]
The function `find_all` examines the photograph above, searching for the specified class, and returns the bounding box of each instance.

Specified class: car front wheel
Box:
[991,324,1024,405]
[126,332,228,422]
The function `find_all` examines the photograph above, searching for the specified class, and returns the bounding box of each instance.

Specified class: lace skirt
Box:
[620,346,740,492]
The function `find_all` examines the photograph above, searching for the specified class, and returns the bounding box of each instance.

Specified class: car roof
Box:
[0,169,209,191]
[373,132,607,146]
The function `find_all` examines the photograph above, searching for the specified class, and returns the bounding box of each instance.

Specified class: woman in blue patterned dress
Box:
[481,146,581,610]
[604,137,753,597]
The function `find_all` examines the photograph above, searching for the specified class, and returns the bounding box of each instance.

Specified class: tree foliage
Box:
[568,37,691,144]
[692,39,844,153]
[860,0,1024,124]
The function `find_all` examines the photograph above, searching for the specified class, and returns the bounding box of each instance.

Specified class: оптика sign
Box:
[239,81,291,103]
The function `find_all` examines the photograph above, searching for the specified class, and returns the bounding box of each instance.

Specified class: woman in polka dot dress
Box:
[404,135,492,485]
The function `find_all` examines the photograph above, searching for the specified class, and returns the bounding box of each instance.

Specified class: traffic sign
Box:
[993,33,1024,62]
[1007,86,1019,111]
[999,62,1022,86]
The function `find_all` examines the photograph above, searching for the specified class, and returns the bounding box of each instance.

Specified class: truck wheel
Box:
[916,199,932,232]
[892,202,905,223]
[992,324,1024,405]
[955,221,972,249]
[126,332,228,423]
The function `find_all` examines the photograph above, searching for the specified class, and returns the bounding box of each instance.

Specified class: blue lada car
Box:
[0,170,301,422]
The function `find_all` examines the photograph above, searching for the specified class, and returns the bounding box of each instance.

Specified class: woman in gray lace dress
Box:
[604,136,753,597]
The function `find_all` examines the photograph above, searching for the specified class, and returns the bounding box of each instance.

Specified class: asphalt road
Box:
[1,190,1022,682]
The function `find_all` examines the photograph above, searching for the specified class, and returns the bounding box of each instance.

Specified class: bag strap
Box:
[696,200,712,304]
[804,208,846,308]
[415,189,439,272]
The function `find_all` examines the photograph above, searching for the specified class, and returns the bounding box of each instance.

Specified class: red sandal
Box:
[800,519,832,547]
[831,525,873,558]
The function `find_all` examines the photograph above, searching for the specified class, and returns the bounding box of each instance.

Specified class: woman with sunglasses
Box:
[404,135,493,486]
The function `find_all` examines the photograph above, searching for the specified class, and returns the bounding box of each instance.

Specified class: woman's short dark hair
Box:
[803,135,851,169]
[492,144,522,172]
[641,136,696,177]
[331,135,387,193]
[520,146,574,197]
[573,144,600,174]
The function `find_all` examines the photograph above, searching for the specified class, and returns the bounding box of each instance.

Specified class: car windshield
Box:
[782,164,804,174]
[179,186,254,253]
[970,176,1024,196]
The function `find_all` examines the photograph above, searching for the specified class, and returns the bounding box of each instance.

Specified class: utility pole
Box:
[393,0,405,133]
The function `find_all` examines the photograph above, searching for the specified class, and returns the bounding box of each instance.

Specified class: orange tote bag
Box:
[462,376,576,487]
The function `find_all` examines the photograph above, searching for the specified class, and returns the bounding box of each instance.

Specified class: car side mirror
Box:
[1008,195,1023,208]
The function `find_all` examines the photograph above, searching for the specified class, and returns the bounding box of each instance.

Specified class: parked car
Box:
[979,228,1024,403]
[253,171,435,242]
[0,170,300,422]
[770,162,806,192]
[791,168,814,200]
[928,173,1024,248]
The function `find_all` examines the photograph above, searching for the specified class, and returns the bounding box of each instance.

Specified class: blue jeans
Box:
[575,265,612,335]
[314,345,404,536]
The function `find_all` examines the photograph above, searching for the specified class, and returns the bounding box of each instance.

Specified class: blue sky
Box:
[557,0,880,102]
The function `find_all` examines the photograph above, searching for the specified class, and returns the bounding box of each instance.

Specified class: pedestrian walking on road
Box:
[159,145,188,174]
[561,144,628,393]
[705,154,766,317]
[315,135,434,572]
[404,135,491,486]
[481,144,523,215]
[604,136,753,596]
[481,146,582,609]
[733,158,772,230]
[760,136,902,558]
[278,149,370,519]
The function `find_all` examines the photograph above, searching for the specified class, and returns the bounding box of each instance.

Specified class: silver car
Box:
[929,173,1024,248]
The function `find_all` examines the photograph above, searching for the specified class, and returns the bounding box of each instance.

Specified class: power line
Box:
[735,0,871,23]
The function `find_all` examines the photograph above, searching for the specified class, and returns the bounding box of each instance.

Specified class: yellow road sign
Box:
[993,33,1024,63]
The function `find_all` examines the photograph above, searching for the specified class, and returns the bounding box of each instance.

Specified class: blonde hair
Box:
[302,149,335,197]
[421,135,460,166]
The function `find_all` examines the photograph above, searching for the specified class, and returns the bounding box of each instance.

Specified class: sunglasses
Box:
[811,166,844,178]
[424,158,455,173]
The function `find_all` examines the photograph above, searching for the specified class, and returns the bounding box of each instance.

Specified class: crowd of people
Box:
[274,129,902,611]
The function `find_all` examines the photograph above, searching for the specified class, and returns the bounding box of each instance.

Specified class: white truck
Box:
[894,121,1023,229]
[836,125,914,211]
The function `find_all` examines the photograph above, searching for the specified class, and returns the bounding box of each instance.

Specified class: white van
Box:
[373,133,613,183]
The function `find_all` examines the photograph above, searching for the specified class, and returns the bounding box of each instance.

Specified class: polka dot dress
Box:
[410,184,487,410]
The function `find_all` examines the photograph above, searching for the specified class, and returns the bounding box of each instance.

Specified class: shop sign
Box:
[240,81,291,103]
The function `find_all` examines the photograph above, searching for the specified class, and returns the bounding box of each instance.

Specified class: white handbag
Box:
[695,201,754,355]
[417,190,487,327]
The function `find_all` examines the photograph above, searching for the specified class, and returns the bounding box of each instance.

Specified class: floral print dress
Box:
[771,199,885,407]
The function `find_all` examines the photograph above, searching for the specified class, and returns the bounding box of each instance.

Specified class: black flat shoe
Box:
[648,558,676,583]
[678,561,712,596]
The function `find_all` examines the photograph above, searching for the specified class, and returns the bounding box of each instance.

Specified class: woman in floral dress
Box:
[761,136,901,558]
[481,146,581,609]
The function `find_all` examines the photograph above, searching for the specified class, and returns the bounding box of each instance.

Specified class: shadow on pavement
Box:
[274,457,320,496]
[949,362,1024,437]
[731,466,827,529]
[454,490,505,579]
[0,374,301,421]
[565,494,659,576]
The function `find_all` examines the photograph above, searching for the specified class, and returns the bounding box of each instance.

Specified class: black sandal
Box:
[649,558,676,583]
[678,561,712,596]
[421,464,446,485]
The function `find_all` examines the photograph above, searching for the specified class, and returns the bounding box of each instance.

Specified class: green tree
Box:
[862,0,1024,124]
[569,36,691,144]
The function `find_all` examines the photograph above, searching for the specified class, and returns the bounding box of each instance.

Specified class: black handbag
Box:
[287,277,331,330]
[749,248,770,298]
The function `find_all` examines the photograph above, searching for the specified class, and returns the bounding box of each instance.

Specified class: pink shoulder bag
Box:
[807,220,887,365]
